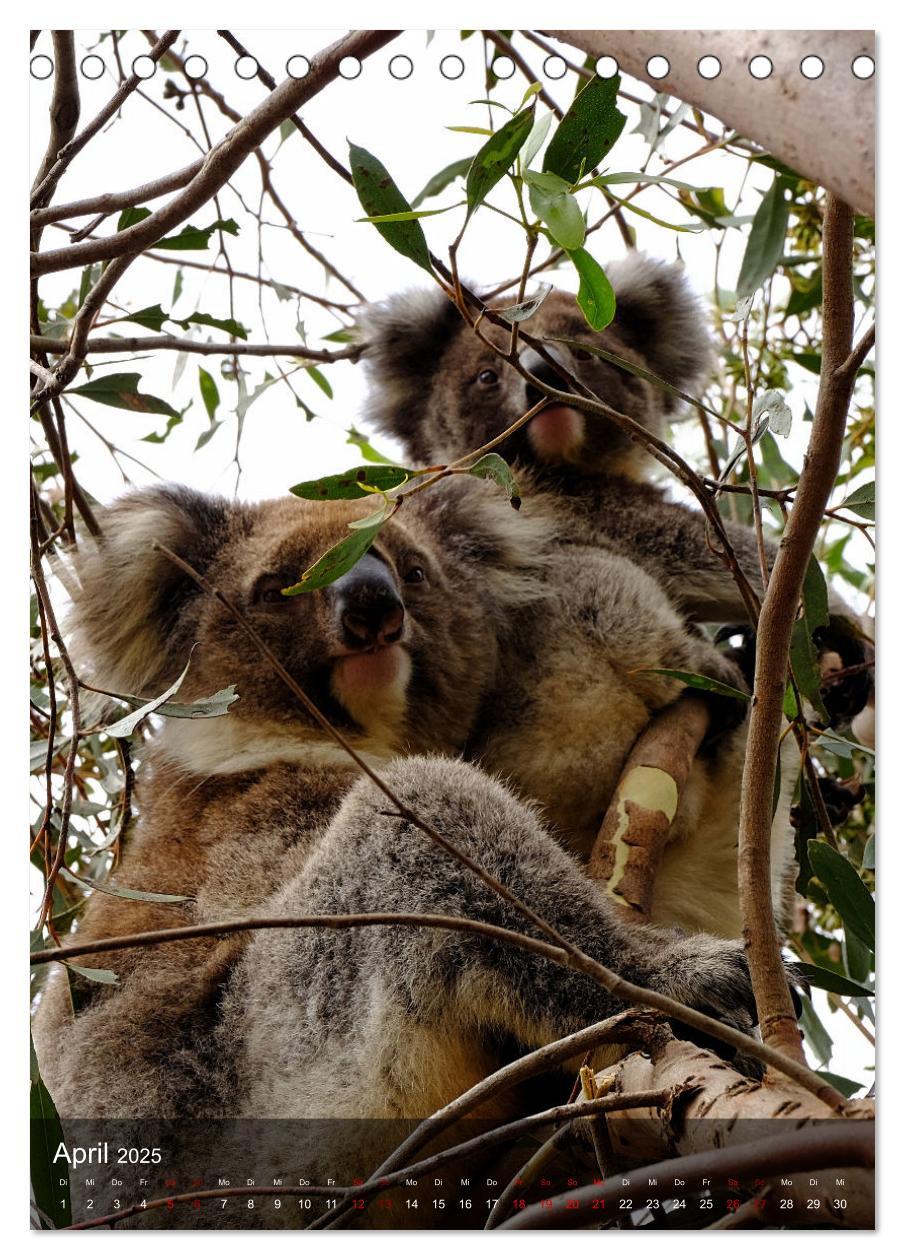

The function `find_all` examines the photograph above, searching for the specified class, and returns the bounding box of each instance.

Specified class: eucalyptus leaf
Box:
[102,658,193,738]
[347,426,393,464]
[636,668,750,703]
[736,177,789,299]
[543,74,626,184]
[282,505,396,595]
[497,285,553,324]
[795,963,874,998]
[155,218,240,251]
[412,156,473,207]
[290,464,414,501]
[566,249,615,331]
[62,868,190,904]
[839,481,875,521]
[349,143,432,272]
[814,1070,865,1099]
[198,366,219,422]
[465,105,536,217]
[68,372,180,418]
[64,961,119,985]
[466,453,521,507]
[807,840,875,950]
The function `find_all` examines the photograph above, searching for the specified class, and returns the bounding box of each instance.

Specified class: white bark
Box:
[547,30,874,215]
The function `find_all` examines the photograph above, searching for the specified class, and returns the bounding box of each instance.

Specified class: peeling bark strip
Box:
[588,694,711,918]
[545,30,875,215]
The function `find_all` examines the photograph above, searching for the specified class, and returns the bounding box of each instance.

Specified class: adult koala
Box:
[33,484,770,1223]
[359,256,872,720]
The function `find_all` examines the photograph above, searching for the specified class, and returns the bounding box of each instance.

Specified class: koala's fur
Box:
[34,484,769,1179]
[361,265,804,935]
[361,255,786,623]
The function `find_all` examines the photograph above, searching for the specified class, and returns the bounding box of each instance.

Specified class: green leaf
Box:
[466,453,521,507]
[30,1037,71,1229]
[346,426,393,464]
[465,105,536,216]
[412,156,473,207]
[786,267,823,319]
[591,171,699,192]
[102,683,239,722]
[862,835,875,870]
[102,658,193,738]
[543,74,626,185]
[117,206,152,230]
[180,311,249,340]
[289,464,414,501]
[349,143,432,272]
[154,218,240,251]
[198,367,220,423]
[64,961,119,985]
[814,732,875,759]
[497,285,553,324]
[736,177,790,299]
[815,1070,865,1099]
[357,204,459,223]
[839,481,875,521]
[795,963,874,998]
[519,111,553,172]
[564,251,616,331]
[790,617,829,722]
[798,992,833,1067]
[305,365,333,399]
[527,172,586,250]
[636,668,750,704]
[120,303,169,332]
[62,868,190,904]
[67,372,180,418]
[282,504,395,595]
[807,840,875,950]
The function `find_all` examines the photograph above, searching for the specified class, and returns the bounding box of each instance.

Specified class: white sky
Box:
[26,27,875,1094]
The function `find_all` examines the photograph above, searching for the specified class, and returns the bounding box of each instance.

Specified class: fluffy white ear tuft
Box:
[607,254,714,411]
[358,288,462,454]
[64,485,234,698]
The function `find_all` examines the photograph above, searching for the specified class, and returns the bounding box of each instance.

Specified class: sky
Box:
[27,27,874,1087]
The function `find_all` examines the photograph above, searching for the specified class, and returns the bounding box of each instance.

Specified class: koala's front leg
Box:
[278,757,771,1099]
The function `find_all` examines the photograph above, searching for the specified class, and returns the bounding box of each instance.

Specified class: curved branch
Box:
[31,30,401,277]
[738,195,859,1064]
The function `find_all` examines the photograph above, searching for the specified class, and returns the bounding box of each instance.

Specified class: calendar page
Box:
[29,26,876,1232]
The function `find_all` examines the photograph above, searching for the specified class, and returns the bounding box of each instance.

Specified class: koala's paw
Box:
[653,937,802,1079]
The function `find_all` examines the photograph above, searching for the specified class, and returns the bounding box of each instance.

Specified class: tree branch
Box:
[31,334,361,362]
[30,31,181,209]
[738,195,859,1064]
[31,30,400,277]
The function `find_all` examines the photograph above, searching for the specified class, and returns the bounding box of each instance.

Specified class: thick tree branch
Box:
[31,30,400,277]
[30,32,80,202]
[738,195,859,1064]
[545,30,875,215]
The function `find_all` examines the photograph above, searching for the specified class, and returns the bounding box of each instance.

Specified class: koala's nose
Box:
[520,346,573,407]
[332,552,405,649]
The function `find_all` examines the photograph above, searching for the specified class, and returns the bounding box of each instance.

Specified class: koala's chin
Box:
[330,643,412,744]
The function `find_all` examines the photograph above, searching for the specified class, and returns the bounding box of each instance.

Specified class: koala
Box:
[33,484,773,1219]
[360,255,873,716]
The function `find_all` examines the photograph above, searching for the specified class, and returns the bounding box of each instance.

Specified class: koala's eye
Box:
[477,368,499,386]
[404,566,426,585]
[252,574,294,607]
[573,347,594,362]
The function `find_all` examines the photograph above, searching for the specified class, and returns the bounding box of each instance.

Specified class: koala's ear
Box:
[606,254,714,411]
[358,289,463,457]
[66,485,235,696]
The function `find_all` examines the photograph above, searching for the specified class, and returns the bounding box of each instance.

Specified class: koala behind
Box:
[361,253,874,706]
